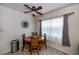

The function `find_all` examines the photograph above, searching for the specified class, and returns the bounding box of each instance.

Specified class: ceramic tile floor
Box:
[4,46,67,55]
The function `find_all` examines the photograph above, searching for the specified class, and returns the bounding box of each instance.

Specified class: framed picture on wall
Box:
[21,20,29,29]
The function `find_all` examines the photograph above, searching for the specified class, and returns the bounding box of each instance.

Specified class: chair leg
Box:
[45,43,47,49]
[39,48,41,51]
[30,50,32,55]
[30,47,32,55]
[22,46,24,52]
[28,46,30,52]
[38,52,39,55]
[30,52,32,55]
[37,48,39,55]
[38,50,39,55]
[45,45,47,49]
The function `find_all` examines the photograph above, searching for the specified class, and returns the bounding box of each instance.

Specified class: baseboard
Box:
[1,45,22,55]
[46,40,74,55]
[47,45,72,55]
[1,43,72,55]
[0,50,10,55]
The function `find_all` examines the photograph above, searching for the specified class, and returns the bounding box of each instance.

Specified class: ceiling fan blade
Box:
[36,6,42,11]
[24,11,32,13]
[36,11,43,15]
[24,4,32,10]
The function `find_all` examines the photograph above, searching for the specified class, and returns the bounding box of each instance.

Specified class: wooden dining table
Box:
[24,36,44,44]
[22,36,44,54]
[24,36,45,51]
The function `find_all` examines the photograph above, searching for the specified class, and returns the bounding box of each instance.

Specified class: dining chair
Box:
[41,33,47,49]
[29,37,40,55]
[32,32,38,37]
[22,34,30,52]
[44,33,47,49]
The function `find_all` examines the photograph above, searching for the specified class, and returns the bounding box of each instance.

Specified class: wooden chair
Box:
[29,37,40,55]
[41,33,47,49]
[44,33,47,49]
[22,34,30,52]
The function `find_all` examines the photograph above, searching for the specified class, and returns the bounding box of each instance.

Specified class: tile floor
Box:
[4,46,67,55]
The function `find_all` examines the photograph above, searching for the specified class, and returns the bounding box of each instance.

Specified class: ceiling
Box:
[0,3,74,14]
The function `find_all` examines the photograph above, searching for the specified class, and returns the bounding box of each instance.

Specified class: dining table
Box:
[24,36,45,50]
[24,36,44,44]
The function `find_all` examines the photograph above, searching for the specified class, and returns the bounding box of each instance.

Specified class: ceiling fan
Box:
[24,4,43,16]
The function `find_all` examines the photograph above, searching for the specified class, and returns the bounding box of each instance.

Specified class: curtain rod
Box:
[63,12,74,16]
[40,12,74,21]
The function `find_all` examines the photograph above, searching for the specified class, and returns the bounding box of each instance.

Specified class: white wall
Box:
[0,5,35,54]
[0,4,79,55]
[38,4,79,54]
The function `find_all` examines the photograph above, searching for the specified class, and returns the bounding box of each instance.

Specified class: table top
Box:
[25,36,44,42]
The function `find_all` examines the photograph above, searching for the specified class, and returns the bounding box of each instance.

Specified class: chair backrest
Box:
[44,33,46,41]
[32,32,38,37]
[31,37,39,49]
[22,34,25,43]
[41,33,47,43]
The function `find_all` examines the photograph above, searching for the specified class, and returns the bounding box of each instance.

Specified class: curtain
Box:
[41,17,63,44]
[50,16,64,43]
[39,20,42,36]
[41,20,51,37]
[62,14,70,46]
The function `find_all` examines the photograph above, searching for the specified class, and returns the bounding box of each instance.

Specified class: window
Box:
[41,20,51,36]
[41,16,64,44]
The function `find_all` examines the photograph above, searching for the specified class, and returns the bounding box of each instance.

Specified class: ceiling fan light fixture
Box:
[32,11,36,15]
[32,14,35,17]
